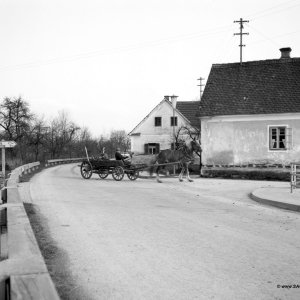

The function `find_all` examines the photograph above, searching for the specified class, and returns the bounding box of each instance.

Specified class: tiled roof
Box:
[198,58,300,117]
[176,101,200,128]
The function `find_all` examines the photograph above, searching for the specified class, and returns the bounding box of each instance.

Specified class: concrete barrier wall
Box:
[0,162,60,300]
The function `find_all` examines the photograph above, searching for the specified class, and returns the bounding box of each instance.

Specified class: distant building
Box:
[129,97,200,154]
[198,47,300,167]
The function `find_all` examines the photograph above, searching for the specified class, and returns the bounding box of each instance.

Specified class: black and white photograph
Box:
[0,0,300,299]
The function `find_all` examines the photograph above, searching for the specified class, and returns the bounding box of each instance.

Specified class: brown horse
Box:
[151,140,201,183]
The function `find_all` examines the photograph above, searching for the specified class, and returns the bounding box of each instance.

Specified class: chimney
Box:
[279,47,292,59]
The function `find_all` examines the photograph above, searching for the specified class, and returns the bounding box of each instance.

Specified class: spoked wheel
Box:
[127,170,139,181]
[98,169,109,179]
[112,166,124,181]
[80,161,93,179]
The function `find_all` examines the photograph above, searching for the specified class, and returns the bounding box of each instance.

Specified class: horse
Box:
[150,140,201,183]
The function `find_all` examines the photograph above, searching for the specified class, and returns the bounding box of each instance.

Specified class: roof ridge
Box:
[212,57,300,69]
[177,100,200,104]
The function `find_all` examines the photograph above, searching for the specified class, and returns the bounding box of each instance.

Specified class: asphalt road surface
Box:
[21,164,300,300]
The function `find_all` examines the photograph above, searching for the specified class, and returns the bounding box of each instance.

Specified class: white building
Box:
[129,97,200,155]
[199,47,300,167]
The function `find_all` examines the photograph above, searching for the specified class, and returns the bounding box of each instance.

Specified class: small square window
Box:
[269,126,288,150]
[170,116,177,126]
[155,117,162,127]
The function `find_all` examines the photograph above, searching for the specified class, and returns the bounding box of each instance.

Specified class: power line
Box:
[248,24,281,47]
[0,1,298,72]
[234,18,249,65]
[246,0,299,20]
[0,26,233,72]
[212,26,236,63]
[248,28,300,46]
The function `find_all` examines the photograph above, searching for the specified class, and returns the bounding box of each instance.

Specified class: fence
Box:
[291,163,300,193]
[0,162,59,300]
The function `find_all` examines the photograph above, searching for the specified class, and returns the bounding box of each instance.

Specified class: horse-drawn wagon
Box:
[80,158,147,181]
[80,138,201,183]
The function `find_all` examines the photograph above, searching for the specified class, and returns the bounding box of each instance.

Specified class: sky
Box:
[0,0,299,137]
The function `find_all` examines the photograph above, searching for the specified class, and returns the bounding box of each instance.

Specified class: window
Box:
[155,117,162,127]
[269,126,292,150]
[170,116,177,126]
[144,143,160,154]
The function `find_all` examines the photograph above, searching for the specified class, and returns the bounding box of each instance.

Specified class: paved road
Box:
[21,164,300,300]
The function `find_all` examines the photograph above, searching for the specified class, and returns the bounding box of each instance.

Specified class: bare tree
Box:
[0,97,34,162]
[0,97,132,165]
[110,130,130,153]
[172,125,200,149]
[27,117,49,161]
[46,111,80,159]
[0,97,33,141]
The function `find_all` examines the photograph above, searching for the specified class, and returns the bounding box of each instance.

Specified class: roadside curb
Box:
[250,189,300,212]
[138,174,201,180]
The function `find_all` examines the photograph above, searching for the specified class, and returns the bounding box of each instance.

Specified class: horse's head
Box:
[190,140,202,155]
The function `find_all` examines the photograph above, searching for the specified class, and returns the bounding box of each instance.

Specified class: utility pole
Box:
[197,77,205,100]
[234,18,249,65]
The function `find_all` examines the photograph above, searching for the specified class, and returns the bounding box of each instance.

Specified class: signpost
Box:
[1,140,17,180]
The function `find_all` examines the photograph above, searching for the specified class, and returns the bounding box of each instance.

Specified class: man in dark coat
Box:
[115,148,129,162]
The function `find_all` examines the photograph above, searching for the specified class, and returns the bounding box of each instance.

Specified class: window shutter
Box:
[144,144,149,154]
[269,127,275,149]
[286,127,293,150]
[155,143,160,153]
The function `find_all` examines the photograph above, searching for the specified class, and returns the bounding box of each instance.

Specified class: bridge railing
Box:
[291,163,300,193]
[0,162,59,300]
[46,157,84,167]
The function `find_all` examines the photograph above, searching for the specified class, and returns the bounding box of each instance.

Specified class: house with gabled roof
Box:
[198,47,300,168]
[129,97,200,154]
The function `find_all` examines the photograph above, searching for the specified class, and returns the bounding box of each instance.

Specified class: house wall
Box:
[201,114,300,165]
[130,101,192,154]
[131,134,172,154]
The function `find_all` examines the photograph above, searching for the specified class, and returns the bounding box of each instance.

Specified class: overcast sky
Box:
[0,0,299,137]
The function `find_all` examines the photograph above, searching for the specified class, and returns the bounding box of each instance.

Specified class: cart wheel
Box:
[98,169,109,179]
[80,161,92,179]
[112,166,124,181]
[127,170,139,181]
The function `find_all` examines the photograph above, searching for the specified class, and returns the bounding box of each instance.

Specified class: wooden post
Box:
[2,147,5,179]
[0,140,17,181]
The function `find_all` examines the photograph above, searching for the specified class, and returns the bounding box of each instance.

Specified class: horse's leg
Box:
[156,166,162,183]
[179,163,184,182]
[186,162,193,182]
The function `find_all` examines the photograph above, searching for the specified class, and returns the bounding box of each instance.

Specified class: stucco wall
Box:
[130,101,191,154]
[131,134,172,154]
[201,116,300,165]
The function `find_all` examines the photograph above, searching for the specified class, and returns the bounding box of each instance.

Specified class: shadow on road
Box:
[24,203,91,300]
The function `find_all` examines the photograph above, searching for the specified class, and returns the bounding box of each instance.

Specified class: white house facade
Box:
[201,113,300,166]
[199,47,300,167]
[129,98,200,155]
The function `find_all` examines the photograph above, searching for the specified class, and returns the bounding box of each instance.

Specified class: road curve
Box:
[21,164,300,300]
